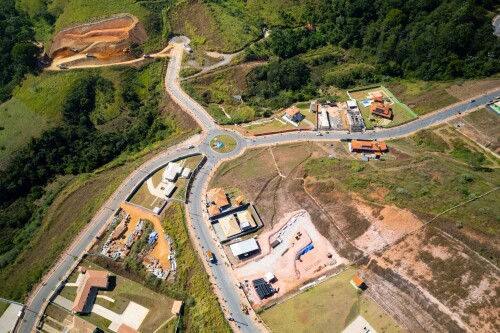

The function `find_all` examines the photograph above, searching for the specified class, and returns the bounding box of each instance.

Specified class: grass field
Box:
[172,155,203,201]
[169,0,311,53]
[462,108,500,141]
[0,302,9,317]
[43,304,99,333]
[349,87,417,128]
[0,97,49,159]
[161,203,231,332]
[181,62,264,124]
[304,125,499,264]
[243,105,316,135]
[210,135,237,153]
[260,267,402,333]
[128,181,161,211]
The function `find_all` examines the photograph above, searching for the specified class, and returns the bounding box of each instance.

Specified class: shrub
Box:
[459,173,473,184]
[419,186,430,196]
[396,187,410,196]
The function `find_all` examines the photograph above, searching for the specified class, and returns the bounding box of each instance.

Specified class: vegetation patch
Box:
[210,135,237,154]
[0,61,199,302]
[260,267,402,333]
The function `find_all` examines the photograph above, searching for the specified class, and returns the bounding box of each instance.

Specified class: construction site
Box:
[100,203,176,281]
[228,210,345,307]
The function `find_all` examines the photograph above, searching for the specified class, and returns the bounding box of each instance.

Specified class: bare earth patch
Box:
[232,210,345,308]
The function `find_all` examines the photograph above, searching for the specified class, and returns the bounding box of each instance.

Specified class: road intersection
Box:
[18,38,500,333]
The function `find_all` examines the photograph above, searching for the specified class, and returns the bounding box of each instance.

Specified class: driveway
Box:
[94,301,149,332]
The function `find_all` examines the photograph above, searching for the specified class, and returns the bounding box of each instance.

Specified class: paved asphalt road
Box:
[19,37,500,333]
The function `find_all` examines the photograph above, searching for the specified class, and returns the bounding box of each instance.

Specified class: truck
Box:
[206,250,214,262]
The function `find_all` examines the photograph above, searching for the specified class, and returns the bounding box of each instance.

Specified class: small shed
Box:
[171,301,183,315]
[265,272,275,283]
[350,275,367,290]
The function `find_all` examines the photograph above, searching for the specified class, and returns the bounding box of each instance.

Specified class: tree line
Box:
[0,67,172,268]
[245,0,499,91]
[0,0,39,101]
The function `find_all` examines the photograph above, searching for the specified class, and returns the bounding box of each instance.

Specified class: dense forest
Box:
[0,0,38,101]
[245,0,500,91]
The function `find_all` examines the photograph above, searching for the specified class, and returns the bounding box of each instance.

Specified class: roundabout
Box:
[209,134,238,154]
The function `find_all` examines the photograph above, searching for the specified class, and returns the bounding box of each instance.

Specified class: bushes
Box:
[0,0,36,102]
[450,139,486,167]
[413,130,449,152]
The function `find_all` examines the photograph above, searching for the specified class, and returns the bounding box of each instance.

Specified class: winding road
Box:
[17,37,500,333]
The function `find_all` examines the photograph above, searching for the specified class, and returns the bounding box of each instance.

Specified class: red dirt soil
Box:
[49,14,147,60]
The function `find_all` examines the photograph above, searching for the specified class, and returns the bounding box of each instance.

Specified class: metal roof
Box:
[230,238,259,257]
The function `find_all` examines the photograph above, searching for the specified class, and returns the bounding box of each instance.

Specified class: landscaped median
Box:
[209,134,237,153]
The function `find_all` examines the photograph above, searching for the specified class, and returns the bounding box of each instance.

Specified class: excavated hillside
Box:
[49,14,147,62]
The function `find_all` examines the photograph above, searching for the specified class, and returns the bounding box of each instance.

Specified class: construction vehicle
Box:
[206,250,214,262]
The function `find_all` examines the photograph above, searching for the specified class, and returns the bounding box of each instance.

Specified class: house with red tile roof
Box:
[72,269,109,313]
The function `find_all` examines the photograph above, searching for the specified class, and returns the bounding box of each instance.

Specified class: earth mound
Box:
[49,14,147,61]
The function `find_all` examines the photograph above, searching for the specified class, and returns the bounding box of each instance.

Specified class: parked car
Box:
[187,145,195,149]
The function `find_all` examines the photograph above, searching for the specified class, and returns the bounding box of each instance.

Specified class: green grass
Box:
[13,71,89,122]
[0,302,9,317]
[129,181,161,211]
[210,135,237,153]
[463,108,500,140]
[130,154,203,207]
[169,0,311,52]
[80,312,112,332]
[304,129,500,237]
[1,61,167,161]
[173,155,203,201]
[260,267,402,333]
[0,97,49,159]
[181,62,263,124]
[385,81,460,116]
[162,203,231,332]
[210,148,276,185]
[245,119,294,134]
